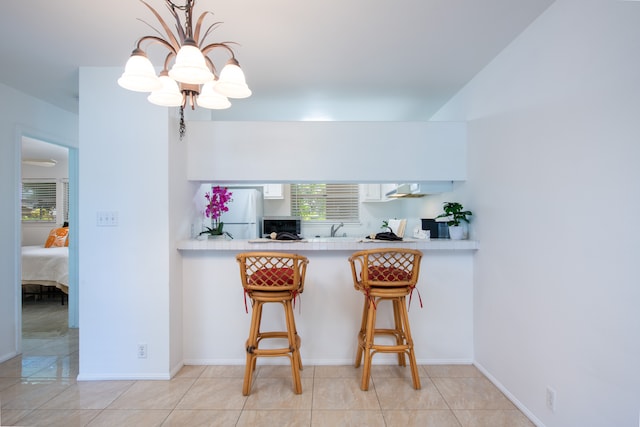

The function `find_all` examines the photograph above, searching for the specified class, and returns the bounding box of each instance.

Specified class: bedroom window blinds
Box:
[63,180,69,222]
[21,181,57,222]
[290,183,360,223]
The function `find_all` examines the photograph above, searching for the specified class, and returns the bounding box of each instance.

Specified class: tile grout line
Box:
[162,370,202,426]
[428,373,465,427]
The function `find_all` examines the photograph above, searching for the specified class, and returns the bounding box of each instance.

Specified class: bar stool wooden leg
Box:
[243,300,264,396]
[392,298,407,367]
[354,296,369,368]
[398,296,421,390]
[283,299,302,394]
[360,297,377,391]
[286,300,303,372]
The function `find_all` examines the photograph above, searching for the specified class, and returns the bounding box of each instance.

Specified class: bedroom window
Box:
[290,183,359,223]
[21,180,58,222]
[63,180,69,222]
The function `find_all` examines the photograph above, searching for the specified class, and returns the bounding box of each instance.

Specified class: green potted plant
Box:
[436,202,472,240]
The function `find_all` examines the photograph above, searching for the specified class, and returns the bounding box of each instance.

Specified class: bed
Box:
[21,245,69,301]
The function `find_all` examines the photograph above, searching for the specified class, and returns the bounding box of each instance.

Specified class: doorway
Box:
[19,136,79,351]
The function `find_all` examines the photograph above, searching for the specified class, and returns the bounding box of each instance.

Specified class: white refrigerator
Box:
[219,188,263,239]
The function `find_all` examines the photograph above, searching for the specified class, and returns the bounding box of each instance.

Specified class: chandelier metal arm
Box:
[200,42,237,58]
[140,0,182,49]
[135,35,179,56]
[203,57,218,78]
[162,51,177,72]
[193,12,215,44]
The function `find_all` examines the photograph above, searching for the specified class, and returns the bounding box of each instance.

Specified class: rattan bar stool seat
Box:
[348,248,423,391]
[236,252,309,396]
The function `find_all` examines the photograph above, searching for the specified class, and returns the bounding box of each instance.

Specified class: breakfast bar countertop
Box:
[177,237,479,252]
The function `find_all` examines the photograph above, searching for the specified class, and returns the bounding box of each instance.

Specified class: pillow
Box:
[44,227,69,248]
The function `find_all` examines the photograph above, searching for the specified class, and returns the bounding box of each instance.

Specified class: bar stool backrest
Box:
[349,248,422,289]
[236,252,309,293]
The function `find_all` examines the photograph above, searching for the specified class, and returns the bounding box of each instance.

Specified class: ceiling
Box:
[22,137,68,164]
[0,0,554,120]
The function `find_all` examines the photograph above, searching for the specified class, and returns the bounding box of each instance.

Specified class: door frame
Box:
[15,129,79,354]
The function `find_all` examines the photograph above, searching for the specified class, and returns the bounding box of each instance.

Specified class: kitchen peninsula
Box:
[177,238,478,367]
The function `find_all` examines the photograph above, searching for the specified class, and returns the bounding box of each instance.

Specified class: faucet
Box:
[330,222,344,237]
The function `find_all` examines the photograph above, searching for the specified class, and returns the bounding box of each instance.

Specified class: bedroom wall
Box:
[0,82,78,363]
[432,1,640,426]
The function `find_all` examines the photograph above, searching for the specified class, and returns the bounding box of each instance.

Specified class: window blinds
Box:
[290,184,359,222]
[63,180,69,222]
[21,181,57,222]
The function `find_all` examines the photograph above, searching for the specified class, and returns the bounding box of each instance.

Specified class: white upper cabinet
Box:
[263,184,283,199]
[360,184,396,202]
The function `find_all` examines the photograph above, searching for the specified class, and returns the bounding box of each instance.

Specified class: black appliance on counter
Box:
[421,218,450,239]
[262,216,302,237]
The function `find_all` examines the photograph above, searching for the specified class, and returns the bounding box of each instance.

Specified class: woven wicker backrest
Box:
[349,248,422,289]
[236,252,309,292]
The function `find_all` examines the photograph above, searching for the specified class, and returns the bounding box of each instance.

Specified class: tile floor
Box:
[0,299,534,426]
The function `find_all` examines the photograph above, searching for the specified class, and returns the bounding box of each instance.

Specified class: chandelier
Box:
[118,0,251,138]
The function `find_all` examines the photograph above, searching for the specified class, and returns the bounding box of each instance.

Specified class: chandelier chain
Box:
[179,106,186,140]
[167,0,194,38]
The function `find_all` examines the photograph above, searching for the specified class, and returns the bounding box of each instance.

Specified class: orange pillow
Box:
[44,227,69,248]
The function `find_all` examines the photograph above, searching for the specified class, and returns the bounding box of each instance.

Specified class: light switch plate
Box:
[97,211,118,226]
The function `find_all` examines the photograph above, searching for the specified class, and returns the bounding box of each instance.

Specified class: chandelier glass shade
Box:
[118,0,251,137]
[147,71,183,107]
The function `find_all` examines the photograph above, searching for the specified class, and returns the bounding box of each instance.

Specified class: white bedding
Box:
[21,245,69,293]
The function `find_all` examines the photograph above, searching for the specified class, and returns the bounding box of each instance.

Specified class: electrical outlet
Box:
[137,343,147,359]
[546,386,557,413]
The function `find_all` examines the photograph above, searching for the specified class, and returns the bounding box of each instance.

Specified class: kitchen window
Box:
[290,183,359,222]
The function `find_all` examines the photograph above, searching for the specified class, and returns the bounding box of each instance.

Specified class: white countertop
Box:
[177,237,479,251]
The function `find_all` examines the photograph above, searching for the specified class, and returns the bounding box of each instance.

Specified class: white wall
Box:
[0,83,77,363]
[432,1,640,426]
[186,121,467,182]
[168,118,190,375]
[78,67,176,379]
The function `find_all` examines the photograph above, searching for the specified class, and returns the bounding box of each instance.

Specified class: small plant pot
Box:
[208,234,226,240]
[448,225,465,240]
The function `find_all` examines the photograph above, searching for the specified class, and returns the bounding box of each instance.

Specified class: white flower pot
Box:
[448,225,465,240]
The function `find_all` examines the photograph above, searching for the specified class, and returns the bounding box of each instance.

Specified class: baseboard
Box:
[0,351,18,364]
[74,358,478,380]
[474,362,545,427]
[183,358,245,366]
[76,372,171,381]
[181,357,475,366]
[170,361,184,378]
